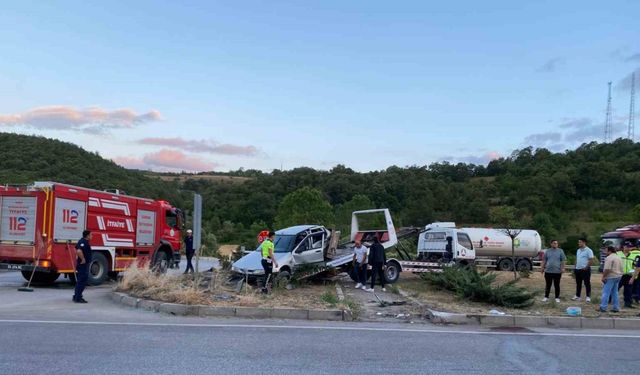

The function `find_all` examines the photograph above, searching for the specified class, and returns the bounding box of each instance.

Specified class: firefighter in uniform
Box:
[73,230,92,303]
[618,242,640,308]
[260,231,278,293]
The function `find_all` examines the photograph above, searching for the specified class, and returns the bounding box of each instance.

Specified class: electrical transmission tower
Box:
[629,73,636,141]
[604,81,613,143]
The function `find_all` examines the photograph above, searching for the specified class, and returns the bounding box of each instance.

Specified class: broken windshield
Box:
[273,235,297,253]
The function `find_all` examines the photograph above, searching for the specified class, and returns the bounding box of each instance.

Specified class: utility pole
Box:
[629,73,636,141]
[604,82,613,143]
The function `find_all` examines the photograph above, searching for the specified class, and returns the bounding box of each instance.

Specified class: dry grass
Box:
[117,263,209,305]
[117,263,335,309]
[398,271,640,318]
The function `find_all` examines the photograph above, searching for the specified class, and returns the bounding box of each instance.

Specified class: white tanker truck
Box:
[384,223,542,282]
[461,227,542,271]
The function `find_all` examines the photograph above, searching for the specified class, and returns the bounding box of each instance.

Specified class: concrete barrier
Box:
[581,317,614,329]
[309,309,343,321]
[479,314,515,327]
[515,315,548,328]
[159,303,199,316]
[235,307,272,319]
[272,308,309,320]
[546,316,581,328]
[199,306,236,317]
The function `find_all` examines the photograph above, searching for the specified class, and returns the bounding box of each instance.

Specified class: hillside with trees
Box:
[2,132,640,255]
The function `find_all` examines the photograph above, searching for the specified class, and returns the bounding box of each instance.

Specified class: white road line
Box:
[0,319,639,338]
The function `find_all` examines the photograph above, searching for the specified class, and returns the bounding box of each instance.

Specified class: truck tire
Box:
[516,258,532,271]
[497,258,514,271]
[88,252,109,286]
[384,260,401,284]
[152,250,170,273]
[21,270,60,285]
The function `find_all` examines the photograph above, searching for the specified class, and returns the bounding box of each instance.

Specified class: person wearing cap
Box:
[618,241,640,308]
[183,229,195,274]
[599,246,623,313]
[352,240,368,290]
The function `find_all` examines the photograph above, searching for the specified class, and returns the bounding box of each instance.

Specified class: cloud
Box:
[446,151,502,165]
[523,132,562,145]
[113,149,219,172]
[138,137,259,156]
[522,116,629,151]
[557,117,591,129]
[625,53,640,62]
[0,105,162,133]
[536,57,564,73]
[616,68,640,91]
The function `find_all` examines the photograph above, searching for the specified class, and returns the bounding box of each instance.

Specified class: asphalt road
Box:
[2,265,640,375]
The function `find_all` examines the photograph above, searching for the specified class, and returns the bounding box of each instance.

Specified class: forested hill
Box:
[0,133,182,205]
[2,132,640,251]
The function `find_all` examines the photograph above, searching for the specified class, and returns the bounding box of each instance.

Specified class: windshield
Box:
[255,235,298,253]
[601,237,622,249]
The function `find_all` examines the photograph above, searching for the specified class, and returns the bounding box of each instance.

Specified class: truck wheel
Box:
[384,261,401,284]
[497,258,514,271]
[152,251,170,273]
[88,252,109,286]
[21,271,60,284]
[516,259,532,271]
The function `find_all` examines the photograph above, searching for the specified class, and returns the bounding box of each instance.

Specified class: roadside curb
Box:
[425,309,640,330]
[110,291,349,321]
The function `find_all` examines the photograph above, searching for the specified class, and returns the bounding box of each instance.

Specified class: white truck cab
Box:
[417,222,476,263]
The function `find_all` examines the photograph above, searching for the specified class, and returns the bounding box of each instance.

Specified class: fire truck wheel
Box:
[152,251,170,273]
[88,252,109,286]
[20,271,60,284]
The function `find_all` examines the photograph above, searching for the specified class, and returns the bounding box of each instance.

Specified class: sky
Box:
[0,0,638,172]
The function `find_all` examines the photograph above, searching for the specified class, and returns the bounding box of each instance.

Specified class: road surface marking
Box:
[0,319,639,338]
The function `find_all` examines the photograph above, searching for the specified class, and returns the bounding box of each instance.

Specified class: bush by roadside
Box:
[421,266,536,308]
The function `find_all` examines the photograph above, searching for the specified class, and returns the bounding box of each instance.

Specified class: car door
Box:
[292,231,325,265]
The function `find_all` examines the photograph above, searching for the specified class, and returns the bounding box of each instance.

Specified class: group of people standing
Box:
[541,238,640,313]
[352,237,387,293]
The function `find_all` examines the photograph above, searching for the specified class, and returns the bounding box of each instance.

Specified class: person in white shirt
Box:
[352,240,368,289]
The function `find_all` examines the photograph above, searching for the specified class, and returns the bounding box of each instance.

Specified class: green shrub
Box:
[421,266,536,308]
[321,290,339,306]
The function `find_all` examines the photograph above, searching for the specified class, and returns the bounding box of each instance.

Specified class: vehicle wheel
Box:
[497,258,514,271]
[88,252,109,286]
[384,261,401,284]
[21,270,60,284]
[152,250,170,273]
[516,258,532,271]
[274,270,291,288]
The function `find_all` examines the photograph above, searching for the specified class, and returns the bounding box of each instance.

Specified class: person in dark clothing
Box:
[184,229,194,274]
[367,236,387,292]
[73,230,92,303]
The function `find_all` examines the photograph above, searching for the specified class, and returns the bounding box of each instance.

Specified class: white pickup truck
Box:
[231,209,398,282]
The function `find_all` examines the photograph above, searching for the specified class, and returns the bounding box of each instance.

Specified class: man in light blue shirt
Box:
[572,238,595,302]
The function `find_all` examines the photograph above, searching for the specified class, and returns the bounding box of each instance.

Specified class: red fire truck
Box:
[0,181,183,285]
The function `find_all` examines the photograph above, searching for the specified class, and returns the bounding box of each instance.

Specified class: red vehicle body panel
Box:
[0,182,182,275]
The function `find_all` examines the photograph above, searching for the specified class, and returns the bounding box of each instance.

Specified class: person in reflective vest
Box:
[261,231,278,292]
[617,242,639,309]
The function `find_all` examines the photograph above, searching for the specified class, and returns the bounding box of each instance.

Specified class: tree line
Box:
[3,132,640,256]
